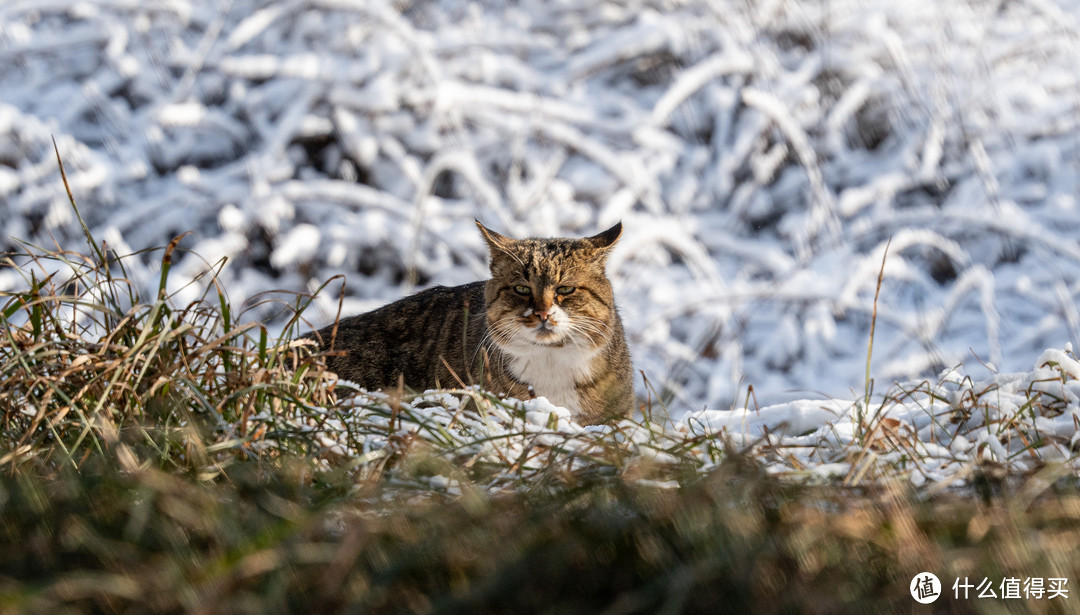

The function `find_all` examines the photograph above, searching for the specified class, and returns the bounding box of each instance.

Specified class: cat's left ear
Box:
[586,222,622,253]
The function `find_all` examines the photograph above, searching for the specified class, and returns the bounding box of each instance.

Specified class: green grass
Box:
[3,182,1080,612]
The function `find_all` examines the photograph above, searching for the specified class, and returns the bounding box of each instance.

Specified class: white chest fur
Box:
[503,341,599,416]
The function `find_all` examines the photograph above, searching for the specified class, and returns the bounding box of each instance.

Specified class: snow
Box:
[687,399,847,438]
[5,0,1080,483]
[679,347,1080,484]
[265,347,1080,491]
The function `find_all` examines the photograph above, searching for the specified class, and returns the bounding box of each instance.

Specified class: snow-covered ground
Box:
[5,0,1080,420]
[273,345,1080,491]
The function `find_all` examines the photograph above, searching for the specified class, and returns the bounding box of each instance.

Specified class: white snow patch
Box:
[271,224,321,269]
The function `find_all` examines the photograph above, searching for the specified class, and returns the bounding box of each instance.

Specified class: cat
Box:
[306,221,634,424]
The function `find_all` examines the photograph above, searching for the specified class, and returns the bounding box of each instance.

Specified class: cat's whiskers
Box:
[574,314,612,333]
[485,317,520,346]
[564,327,593,352]
[565,316,612,346]
[474,317,524,384]
[474,316,519,361]
[569,318,606,334]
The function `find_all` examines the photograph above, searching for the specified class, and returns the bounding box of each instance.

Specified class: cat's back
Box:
[310,281,486,388]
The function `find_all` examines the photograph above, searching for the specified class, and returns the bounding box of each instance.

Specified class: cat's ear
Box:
[475,220,516,257]
[586,222,622,252]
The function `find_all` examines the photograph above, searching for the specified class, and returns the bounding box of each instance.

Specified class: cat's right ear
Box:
[475,220,515,257]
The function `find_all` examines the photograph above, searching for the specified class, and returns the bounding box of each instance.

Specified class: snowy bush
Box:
[4,0,1080,415]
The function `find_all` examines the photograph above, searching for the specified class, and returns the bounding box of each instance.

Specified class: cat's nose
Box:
[534,309,551,322]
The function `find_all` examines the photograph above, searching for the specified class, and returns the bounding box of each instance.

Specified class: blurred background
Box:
[3,0,1080,417]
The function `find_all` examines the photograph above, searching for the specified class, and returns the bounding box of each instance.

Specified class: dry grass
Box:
[0,230,342,478]
[3,448,1080,614]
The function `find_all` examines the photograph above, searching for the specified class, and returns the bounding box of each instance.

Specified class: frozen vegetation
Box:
[291,343,1080,491]
[5,0,1080,486]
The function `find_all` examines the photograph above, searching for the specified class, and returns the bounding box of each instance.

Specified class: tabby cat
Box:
[307,221,634,424]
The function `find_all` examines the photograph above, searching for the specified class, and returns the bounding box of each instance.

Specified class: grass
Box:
[4,444,1080,614]
[0,229,338,477]
[3,186,1080,612]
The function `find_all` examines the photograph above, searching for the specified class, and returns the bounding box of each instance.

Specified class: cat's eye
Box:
[513,285,532,296]
[556,286,576,296]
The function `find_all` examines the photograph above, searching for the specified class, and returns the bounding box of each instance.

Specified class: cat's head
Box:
[476,221,622,351]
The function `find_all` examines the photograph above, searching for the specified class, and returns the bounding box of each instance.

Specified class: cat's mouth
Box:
[527,322,568,346]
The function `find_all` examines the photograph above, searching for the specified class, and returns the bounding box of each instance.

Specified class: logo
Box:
[911,573,942,604]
